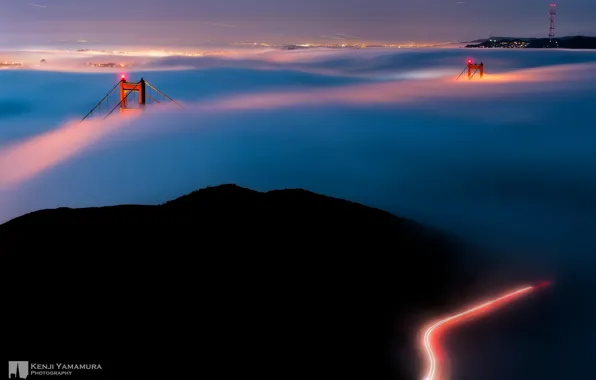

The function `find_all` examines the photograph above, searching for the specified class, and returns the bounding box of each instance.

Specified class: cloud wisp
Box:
[0,113,141,189]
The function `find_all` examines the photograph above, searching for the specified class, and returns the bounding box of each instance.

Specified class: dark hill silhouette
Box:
[3,184,484,380]
[1,184,467,253]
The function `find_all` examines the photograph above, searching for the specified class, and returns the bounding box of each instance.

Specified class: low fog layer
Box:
[1,48,595,379]
[1,49,595,252]
[1,48,595,253]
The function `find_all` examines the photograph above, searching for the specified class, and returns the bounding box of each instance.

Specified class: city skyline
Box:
[0,0,595,46]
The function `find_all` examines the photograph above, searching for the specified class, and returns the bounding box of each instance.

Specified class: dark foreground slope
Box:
[3,185,479,380]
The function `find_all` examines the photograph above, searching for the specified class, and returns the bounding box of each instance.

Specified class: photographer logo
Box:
[8,362,104,377]
[8,362,28,380]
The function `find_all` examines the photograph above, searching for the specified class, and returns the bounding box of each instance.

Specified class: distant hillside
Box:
[466,35,596,49]
[4,184,483,380]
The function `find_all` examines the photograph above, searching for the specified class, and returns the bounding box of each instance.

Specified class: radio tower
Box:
[548,4,556,41]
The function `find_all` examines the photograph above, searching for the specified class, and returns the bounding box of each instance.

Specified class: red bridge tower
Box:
[456,59,485,80]
[119,75,146,112]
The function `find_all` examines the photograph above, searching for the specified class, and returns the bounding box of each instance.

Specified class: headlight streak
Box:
[421,281,550,380]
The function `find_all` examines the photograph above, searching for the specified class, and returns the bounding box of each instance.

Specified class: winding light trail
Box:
[421,281,550,380]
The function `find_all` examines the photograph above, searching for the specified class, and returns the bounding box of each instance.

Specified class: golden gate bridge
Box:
[82,59,486,122]
[81,74,183,122]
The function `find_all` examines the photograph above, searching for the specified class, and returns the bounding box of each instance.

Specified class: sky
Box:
[1,0,596,45]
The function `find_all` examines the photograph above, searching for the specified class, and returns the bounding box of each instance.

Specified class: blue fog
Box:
[0,48,595,379]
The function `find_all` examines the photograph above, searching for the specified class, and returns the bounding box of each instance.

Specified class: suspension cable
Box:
[455,66,468,80]
[103,81,141,119]
[147,94,161,104]
[81,80,122,121]
[146,82,184,108]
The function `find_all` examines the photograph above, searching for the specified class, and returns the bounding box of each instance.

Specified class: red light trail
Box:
[420,281,550,380]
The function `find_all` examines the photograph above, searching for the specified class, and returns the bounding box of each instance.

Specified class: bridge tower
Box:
[467,60,484,79]
[119,75,146,112]
[456,59,485,80]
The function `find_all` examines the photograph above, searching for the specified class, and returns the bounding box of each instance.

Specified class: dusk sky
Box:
[1,0,595,45]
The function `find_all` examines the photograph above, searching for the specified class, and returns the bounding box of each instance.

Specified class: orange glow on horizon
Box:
[420,282,549,380]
